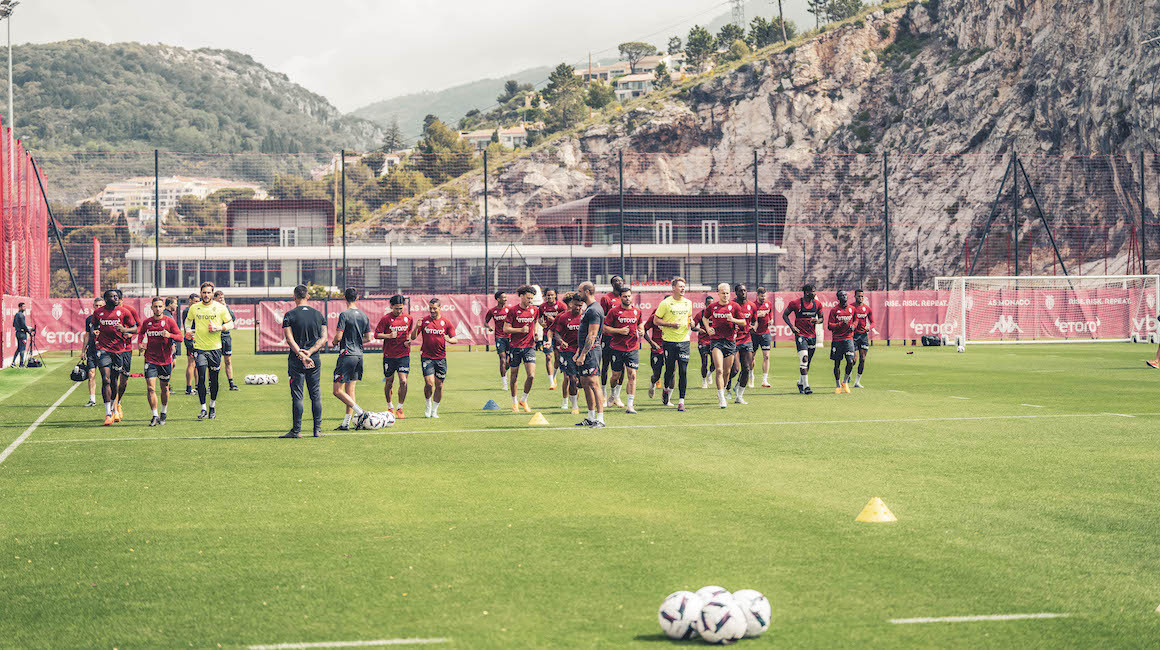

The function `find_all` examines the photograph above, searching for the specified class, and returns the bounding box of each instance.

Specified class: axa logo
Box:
[989,315,1023,334]
[1054,317,1099,333]
[51,303,63,320]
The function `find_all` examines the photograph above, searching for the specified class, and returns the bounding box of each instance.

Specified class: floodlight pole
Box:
[340,149,346,290]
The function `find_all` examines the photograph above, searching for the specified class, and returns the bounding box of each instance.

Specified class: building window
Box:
[701,220,720,245]
[249,260,265,287]
[247,228,278,246]
[280,227,298,247]
[655,220,673,245]
[233,260,248,287]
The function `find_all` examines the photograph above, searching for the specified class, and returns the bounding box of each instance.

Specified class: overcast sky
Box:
[13,0,812,112]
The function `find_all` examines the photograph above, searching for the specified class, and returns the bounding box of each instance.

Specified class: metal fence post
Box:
[1013,151,1019,277]
[483,150,489,297]
[154,149,160,296]
[882,152,889,291]
[753,150,759,287]
[1142,151,1148,275]
[340,149,346,290]
[618,150,625,279]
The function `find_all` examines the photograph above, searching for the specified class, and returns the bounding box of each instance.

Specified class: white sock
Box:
[353,404,364,416]
[160,403,167,414]
[856,372,863,383]
[737,386,745,398]
[387,401,394,411]
[90,393,96,401]
[627,395,635,408]
[513,395,519,405]
[763,373,768,382]
[432,401,439,414]
[521,392,530,403]
[105,402,112,415]
[208,399,215,408]
[717,389,725,400]
[152,408,158,417]
[562,398,569,409]
[596,412,605,424]
[612,385,621,400]
[199,403,207,412]
[587,409,596,420]
[426,397,433,409]
[678,398,685,406]
[342,413,352,426]
[802,375,809,388]
[570,395,578,408]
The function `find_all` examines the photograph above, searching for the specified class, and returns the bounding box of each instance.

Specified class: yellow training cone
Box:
[528,412,550,426]
[855,497,897,523]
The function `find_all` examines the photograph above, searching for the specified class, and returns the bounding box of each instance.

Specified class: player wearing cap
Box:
[412,297,458,418]
[851,289,874,388]
[484,291,512,390]
[782,284,823,395]
[138,296,182,426]
[374,294,414,419]
[604,287,643,414]
[332,288,372,431]
[828,290,857,394]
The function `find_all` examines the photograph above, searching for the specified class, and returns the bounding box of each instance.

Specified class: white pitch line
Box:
[1021,404,1043,408]
[248,640,447,649]
[0,383,80,465]
[949,396,970,400]
[26,412,1154,445]
[888,390,906,393]
[1104,413,1136,418]
[890,613,1070,624]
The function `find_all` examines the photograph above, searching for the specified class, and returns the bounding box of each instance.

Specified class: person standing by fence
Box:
[10,302,30,368]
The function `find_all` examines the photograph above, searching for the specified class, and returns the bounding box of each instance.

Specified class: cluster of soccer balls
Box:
[243,374,279,385]
[356,411,396,430]
[658,586,770,644]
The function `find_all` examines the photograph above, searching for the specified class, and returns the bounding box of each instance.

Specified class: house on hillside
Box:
[613,73,656,102]
[459,125,529,151]
[379,149,413,176]
[576,61,632,83]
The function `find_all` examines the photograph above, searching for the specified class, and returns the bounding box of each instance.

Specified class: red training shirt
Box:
[752,300,773,335]
[418,315,455,360]
[539,300,566,329]
[138,314,182,365]
[707,301,741,341]
[505,304,540,349]
[852,303,874,334]
[786,297,823,338]
[375,313,413,359]
[552,312,582,352]
[827,304,856,341]
[644,312,665,351]
[93,304,139,353]
[733,300,755,344]
[485,304,511,340]
[605,305,642,352]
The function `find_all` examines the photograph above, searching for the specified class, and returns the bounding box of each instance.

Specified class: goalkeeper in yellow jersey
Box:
[184,281,234,420]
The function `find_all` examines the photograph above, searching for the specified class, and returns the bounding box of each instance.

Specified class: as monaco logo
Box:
[273,310,285,322]
[471,301,482,316]
[774,297,785,313]
[964,295,974,311]
[51,303,63,320]
[1147,293,1156,310]
[1044,295,1055,311]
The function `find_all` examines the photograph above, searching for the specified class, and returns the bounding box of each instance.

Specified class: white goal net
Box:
[934,275,1160,345]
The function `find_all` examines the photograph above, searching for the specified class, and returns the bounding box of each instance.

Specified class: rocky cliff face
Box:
[356,0,1159,289]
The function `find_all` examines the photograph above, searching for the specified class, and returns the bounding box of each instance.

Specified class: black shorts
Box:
[710,339,737,356]
[144,362,173,382]
[650,349,666,375]
[663,340,691,365]
[221,334,233,357]
[610,349,639,372]
[830,339,857,361]
[542,337,554,353]
[601,339,614,362]
[578,346,601,377]
[194,349,223,372]
[853,332,870,351]
[383,356,410,376]
[561,353,579,377]
[508,346,536,366]
[334,355,363,383]
[697,341,710,356]
[184,339,195,357]
[421,357,448,380]
[96,349,132,375]
[752,332,772,350]
[495,339,510,356]
[734,340,754,354]
[795,335,817,352]
[85,349,99,370]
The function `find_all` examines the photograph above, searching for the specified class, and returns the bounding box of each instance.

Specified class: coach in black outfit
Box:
[280,284,327,438]
[10,302,30,367]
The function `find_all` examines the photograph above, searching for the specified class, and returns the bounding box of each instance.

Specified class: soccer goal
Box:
[934,275,1160,345]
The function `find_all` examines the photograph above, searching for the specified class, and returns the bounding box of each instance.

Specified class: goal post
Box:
[934,275,1160,345]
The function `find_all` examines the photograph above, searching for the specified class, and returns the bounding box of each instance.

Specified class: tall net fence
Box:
[1,117,51,299]
[25,147,1160,301]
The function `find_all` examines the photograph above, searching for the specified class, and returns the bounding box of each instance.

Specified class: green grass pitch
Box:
[3,332,1160,648]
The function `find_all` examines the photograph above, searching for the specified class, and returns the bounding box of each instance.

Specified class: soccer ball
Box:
[267,374,279,384]
[956,345,965,353]
[359,411,396,430]
[657,591,703,640]
[695,597,747,644]
[695,585,731,602]
[732,589,772,637]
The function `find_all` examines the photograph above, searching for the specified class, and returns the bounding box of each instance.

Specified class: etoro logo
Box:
[51,303,63,320]
[909,319,956,335]
[989,315,1023,334]
[1044,294,1055,311]
[1054,317,1100,334]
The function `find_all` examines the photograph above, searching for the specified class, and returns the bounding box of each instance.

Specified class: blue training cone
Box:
[482,399,500,411]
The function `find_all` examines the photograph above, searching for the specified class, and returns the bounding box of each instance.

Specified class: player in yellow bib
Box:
[652,277,694,410]
[184,281,234,420]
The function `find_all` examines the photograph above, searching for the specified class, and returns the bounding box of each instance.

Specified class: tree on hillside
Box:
[827,0,865,22]
[667,36,683,55]
[717,24,745,47]
[543,63,582,103]
[415,117,475,184]
[725,39,750,61]
[585,81,616,109]
[776,0,789,42]
[750,16,798,48]
[685,25,717,72]
[380,116,406,152]
[807,0,829,29]
[654,62,673,88]
[618,42,658,73]
[498,80,521,104]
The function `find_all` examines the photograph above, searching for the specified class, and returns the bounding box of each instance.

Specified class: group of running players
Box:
[77,276,875,431]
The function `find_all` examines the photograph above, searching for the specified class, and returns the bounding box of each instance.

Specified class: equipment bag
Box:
[921,335,943,347]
